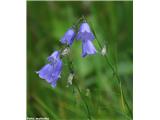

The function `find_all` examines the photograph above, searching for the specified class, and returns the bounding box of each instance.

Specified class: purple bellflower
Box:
[36,51,62,88]
[76,22,95,41]
[60,28,76,46]
[77,22,97,57]
[82,39,97,57]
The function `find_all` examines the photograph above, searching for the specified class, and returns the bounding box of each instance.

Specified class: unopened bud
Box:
[66,73,74,87]
[61,47,70,56]
[101,45,107,56]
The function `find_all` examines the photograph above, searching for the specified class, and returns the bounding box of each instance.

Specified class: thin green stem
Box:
[72,17,83,28]
[66,56,92,120]
[95,34,133,118]
[74,80,92,120]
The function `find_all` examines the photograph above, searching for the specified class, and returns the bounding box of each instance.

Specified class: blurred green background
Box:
[27,1,133,120]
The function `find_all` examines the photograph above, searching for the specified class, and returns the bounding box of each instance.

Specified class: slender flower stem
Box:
[73,17,83,28]
[87,16,133,117]
[96,37,133,118]
[66,55,92,120]
[86,14,133,116]
[74,80,92,120]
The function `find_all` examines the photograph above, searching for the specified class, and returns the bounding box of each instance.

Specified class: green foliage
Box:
[27,1,133,120]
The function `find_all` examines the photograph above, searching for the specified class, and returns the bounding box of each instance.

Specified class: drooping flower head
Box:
[82,39,97,57]
[60,28,76,46]
[76,22,95,41]
[36,51,62,88]
[77,22,97,57]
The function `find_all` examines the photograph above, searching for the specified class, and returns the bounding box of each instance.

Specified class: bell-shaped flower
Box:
[50,59,62,87]
[36,63,54,83]
[76,22,95,41]
[47,51,60,63]
[82,39,97,57]
[36,51,62,88]
[60,28,76,46]
[76,22,97,57]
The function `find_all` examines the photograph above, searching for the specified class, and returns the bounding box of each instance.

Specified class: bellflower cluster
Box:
[61,22,97,57]
[37,18,97,88]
